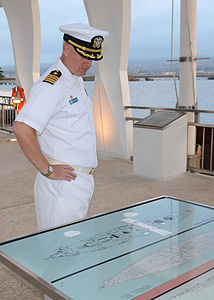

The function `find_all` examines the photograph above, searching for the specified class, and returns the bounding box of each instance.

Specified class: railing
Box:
[125,105,214,176]
[0,96,16,133]
[0,78,16,85]
[188,122,214,176]
[124,105,214,123]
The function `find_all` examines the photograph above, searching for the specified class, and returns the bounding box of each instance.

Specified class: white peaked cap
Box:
[59,23,109,42]
[59,23,109,61]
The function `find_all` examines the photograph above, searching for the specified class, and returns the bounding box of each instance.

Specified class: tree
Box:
[0,67,5,78]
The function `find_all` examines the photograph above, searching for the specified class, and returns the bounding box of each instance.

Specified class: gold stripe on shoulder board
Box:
[43,70,62,85]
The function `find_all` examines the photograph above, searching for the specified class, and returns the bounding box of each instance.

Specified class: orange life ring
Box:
[12,86,26,112]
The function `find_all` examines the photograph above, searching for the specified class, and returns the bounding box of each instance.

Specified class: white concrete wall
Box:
[0,0,41,100]
[162,117,187,178]
[133,115,187,180]
[84,0,133,160]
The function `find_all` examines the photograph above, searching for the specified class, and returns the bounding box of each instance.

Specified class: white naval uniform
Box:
[15,58,97,231]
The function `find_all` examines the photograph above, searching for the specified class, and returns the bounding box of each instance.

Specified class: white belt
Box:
[46,157,95,175]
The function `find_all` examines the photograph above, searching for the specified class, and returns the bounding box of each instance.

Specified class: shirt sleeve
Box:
[15,82,62,135]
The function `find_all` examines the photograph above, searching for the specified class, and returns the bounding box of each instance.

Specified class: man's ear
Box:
[63,43,71,56]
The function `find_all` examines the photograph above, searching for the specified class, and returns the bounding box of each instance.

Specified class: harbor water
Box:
[87,78,214,124]
[1,78,214,124]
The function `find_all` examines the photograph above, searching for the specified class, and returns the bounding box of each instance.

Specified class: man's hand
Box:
[49,164,77,181]
[13,122,77,182]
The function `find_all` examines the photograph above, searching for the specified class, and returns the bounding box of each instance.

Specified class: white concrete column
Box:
[179,0,197,155]
[84,0,133,160]
[0,0,41,100]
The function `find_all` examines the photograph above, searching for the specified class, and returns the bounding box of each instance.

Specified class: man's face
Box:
[62,43,92,77]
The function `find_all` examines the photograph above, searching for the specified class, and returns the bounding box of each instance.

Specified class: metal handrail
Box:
[188,122,214,129]
[124,105,214,114]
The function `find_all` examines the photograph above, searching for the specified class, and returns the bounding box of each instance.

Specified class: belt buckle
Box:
[89,168,95,174]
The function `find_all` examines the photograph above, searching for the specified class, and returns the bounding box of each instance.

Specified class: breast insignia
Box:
[43,70,62,85]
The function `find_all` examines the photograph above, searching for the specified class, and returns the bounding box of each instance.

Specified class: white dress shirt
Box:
[16,59,97,168]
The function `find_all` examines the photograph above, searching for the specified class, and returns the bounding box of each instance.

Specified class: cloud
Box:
[130,0,180,59]
[0,0,89,65]
[39,0,88,64]
[0,0,214,65]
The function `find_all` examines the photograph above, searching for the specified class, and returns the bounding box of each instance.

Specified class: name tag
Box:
[69,97,78,105]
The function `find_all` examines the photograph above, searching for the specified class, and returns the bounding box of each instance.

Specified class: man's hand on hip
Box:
[49,164,77,181]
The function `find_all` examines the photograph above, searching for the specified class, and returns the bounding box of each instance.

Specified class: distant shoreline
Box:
[1,57,214,78]
[1,72,214,84]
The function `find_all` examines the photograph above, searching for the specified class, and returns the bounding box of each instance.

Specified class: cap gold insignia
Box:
[92,36,104,49]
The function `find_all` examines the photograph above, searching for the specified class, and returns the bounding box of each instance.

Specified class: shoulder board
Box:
[43,70,62,85]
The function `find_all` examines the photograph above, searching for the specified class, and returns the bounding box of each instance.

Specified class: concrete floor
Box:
[0,130,214,299]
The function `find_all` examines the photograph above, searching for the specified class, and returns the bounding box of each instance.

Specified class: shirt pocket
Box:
[62,98,81,115]
[61,99,83,130]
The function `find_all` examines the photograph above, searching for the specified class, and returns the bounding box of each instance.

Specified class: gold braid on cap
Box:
[68,40,102,53]
[76,48,103,60]
[63,33,104,61]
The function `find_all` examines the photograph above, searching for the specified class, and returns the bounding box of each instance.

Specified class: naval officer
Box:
[13,23,108,233]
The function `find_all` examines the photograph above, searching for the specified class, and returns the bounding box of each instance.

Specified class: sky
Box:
[0,0,214,66]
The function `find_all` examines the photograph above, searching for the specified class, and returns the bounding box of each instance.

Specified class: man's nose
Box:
[83,58,92,66]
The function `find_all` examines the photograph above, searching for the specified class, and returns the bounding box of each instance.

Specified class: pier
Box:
[1,73,214,85]
[83,73,214,81]
[133,72,214,80]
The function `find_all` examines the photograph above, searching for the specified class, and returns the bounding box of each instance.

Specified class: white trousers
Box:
[34,171,94,299]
